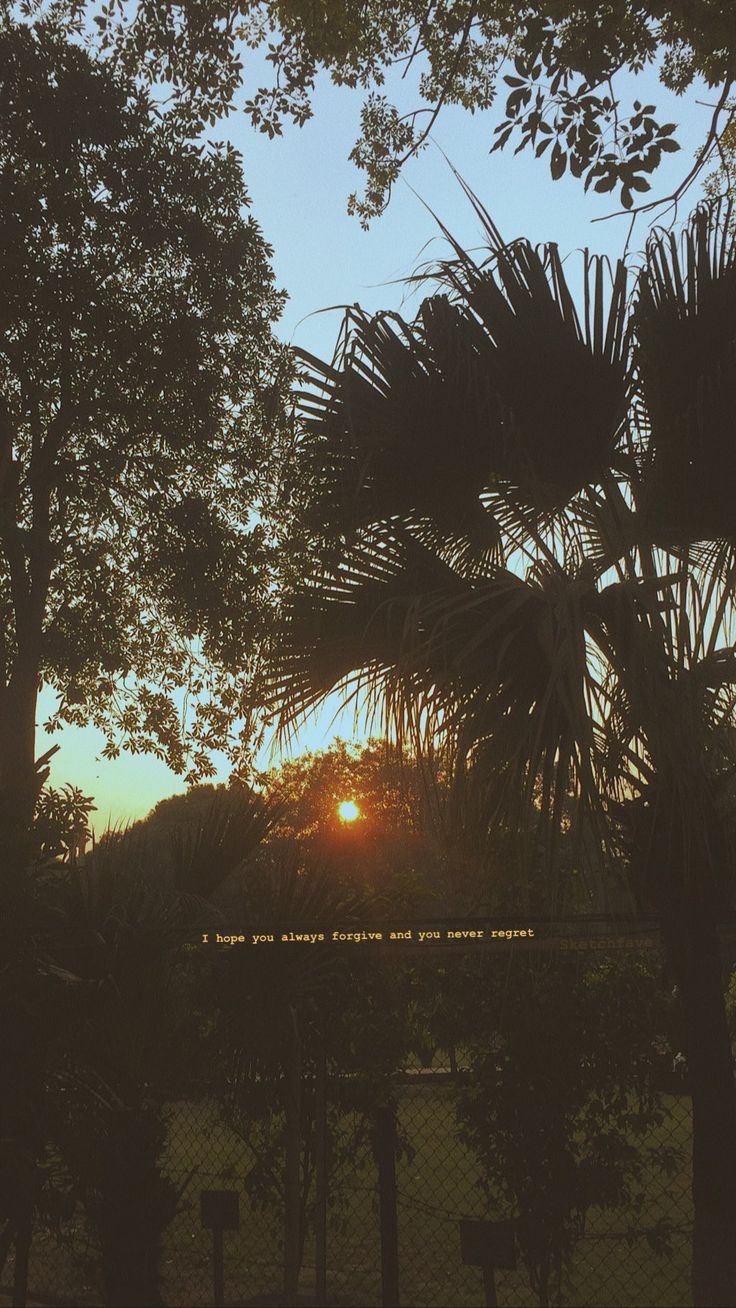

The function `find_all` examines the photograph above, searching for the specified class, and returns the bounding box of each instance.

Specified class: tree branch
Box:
[396,12,475,169]
[593,80,734,229]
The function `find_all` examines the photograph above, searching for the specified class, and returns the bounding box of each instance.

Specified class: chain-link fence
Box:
[1,946,697,1308]
[2,1078,694,1307]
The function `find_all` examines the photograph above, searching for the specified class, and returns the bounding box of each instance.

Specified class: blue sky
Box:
[42,53,715,828]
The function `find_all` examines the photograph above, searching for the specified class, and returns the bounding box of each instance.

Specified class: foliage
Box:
[704,99,736,200]
[137,783,238,831]
[134,739,516,914]
[264,737,429,838]
[271,198,736,916]
[264,741,620,917]
[49,843,204,1305]
[11,2,735,223]
[269,194,736,1302]
[124,778,281,901]
[452,953,679,1307]
[142,769,420,1267]
[60,1101,187,1308]
[219,941,415,1249]
[0,19,291,793]
[208,847,417,1274]
[261,738,488,914]
[34,783,96,861]
[0,838,81,1286]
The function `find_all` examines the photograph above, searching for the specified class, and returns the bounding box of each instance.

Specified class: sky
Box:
[42,47,715,830]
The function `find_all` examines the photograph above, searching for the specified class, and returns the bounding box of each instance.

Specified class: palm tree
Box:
[270,197,736,1307]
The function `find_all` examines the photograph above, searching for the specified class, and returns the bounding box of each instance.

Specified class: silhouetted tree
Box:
[52,786,279,1306]
[0,21,290,837]
[270,199,736,1305]
[453,953,677,1307]
[12,2,735,223]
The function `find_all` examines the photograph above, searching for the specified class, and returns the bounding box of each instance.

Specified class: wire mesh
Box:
[2,954,697,1308]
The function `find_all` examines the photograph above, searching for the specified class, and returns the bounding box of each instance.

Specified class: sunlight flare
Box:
[337,799,361,823]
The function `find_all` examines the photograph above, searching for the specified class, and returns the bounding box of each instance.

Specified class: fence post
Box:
[284,1006,302,1304]
[212,1227,224,1308]
[200,1190,239,1308]
[315,1040,328,1307]
[481,1265,498,1308]
[12,1211,31,1308]
[374,1104,400,1308]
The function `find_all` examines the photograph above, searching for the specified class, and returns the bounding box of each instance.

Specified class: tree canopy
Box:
[267,197,736,1302]
[13,2,736,223]
[273,198,736,882]
[0,20,291,811]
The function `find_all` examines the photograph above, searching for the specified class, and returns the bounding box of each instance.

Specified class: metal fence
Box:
[3,1071,693,1308]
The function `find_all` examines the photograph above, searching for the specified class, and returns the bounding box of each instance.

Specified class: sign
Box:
[200,1190,240,1231]
[459,1218,516,1270]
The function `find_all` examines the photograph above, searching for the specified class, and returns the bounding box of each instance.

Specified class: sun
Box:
[337,799,361,824]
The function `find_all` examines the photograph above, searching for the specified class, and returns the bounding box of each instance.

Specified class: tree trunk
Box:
[663,909,736,1308]
[12,1206,32,1308]
[0,670,45,845]
[283,1007,302,1304]
[91,1109,167,1308]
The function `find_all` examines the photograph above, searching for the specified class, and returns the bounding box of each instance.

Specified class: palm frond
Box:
[297,300,502,550]
[634,198,736,545]
[267,527,467,728]
[422,189,632,509]
[297,213,631,555]
[168,786,280,898]
[271,196,736,904]
[272,532,612,851]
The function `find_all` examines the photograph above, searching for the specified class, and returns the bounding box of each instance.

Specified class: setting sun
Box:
[337,799,361,823]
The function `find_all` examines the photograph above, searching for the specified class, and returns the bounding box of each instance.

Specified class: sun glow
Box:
[337,799,361,823]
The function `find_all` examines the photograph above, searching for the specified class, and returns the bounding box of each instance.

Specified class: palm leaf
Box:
[297,215,630,552]
[267,528,468,728]
[271,529,610,850]
[271,197,736,910]
[168,786,280,898]
[634,198,736,545]
[297,300,502,550]
[421,185,631,509]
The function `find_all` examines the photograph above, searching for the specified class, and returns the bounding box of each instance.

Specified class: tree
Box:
[268,199,736,1305]
[265,738,428,838]
[17,1,735,224]
[0,20,291,836]
[263,736,513,919]
[452,952,679,1307]
[49,785,279,1306]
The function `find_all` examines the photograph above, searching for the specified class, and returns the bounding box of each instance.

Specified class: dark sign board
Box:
[459,1218,516,1270]
[200,1190,240,1231]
